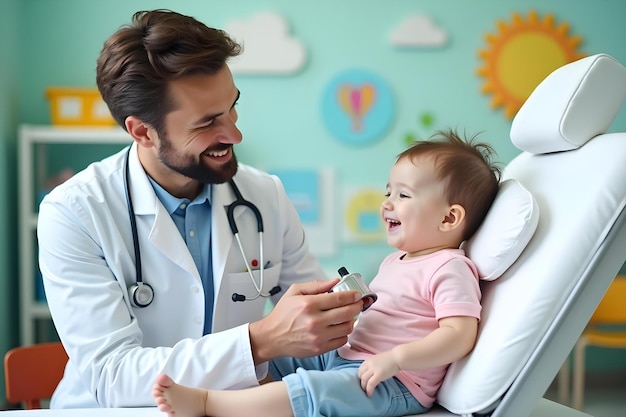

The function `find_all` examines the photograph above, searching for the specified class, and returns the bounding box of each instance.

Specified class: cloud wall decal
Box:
[226,12,307,75]
[389,15,448,47]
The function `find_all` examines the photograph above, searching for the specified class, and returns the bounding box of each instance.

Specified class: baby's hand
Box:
[357,351,400,397]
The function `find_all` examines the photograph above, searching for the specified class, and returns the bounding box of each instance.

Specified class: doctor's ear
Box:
[440,204,466,232]
[125,116,157,148]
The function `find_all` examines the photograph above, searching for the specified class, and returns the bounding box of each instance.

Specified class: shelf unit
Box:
[18,125,131,346]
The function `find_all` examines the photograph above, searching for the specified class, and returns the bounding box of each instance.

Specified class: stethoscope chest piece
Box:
[330,267,377,311]
[129,282,154,308]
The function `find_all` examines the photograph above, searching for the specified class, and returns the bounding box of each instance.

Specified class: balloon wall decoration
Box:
[321,69,394,146]
[337,83,376,132]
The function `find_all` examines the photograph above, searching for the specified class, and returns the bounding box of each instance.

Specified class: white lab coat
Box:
[37,144,326,408]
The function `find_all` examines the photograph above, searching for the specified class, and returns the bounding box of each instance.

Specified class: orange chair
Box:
[4,342,68,409]
[571,277,626,410]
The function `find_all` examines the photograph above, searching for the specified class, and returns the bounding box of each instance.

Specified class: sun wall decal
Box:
[477,10,586,119]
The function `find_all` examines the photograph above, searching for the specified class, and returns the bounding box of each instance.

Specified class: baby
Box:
[152,129,501,417]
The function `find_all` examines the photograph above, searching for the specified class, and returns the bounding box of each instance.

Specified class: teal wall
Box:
[15,0,626,277]
[0,0,20,406]
[2,0,626,405]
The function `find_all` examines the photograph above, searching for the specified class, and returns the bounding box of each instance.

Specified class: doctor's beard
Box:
[158,136,238,184]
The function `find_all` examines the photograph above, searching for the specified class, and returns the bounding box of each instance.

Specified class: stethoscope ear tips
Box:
[231,285,281,302]
[269,286,282,296]
[232,293,246,302]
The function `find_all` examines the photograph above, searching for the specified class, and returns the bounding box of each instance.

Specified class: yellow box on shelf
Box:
[46,87,116,126]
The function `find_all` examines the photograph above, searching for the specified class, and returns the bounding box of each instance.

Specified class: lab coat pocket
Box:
[225,263,282,327]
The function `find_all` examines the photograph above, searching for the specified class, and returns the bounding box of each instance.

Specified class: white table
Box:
[0,399,593,416]
[0,409,160,416]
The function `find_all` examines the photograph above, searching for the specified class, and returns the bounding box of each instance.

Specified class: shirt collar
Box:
[148,177,212,216]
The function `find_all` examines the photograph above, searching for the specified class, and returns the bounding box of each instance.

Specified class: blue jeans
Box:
[269,350,428,417]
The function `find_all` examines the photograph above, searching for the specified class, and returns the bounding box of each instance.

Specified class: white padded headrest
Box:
[462,179,539,281]
[511,53,626,154]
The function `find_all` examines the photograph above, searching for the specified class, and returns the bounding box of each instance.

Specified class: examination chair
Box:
[419,53,626,417]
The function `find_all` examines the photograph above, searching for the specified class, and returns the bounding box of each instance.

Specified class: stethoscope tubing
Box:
[226,179,263,234]
[125,148,143,283]
[227,179,273,300]
[233,231,266,300]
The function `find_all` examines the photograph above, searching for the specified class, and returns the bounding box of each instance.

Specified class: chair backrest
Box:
[4,342,68,409]
[436,53,626,417]
[589,276,626,325]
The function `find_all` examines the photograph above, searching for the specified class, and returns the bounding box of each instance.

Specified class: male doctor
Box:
[37,9,363,408]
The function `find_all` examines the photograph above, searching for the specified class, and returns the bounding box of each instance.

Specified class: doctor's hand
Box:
[249,279,363,365]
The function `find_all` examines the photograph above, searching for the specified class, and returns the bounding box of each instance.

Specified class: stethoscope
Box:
[124,147,280,308]
[226,178,281,302]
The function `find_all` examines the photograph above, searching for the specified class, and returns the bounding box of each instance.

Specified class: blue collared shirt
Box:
[149,178,214,334]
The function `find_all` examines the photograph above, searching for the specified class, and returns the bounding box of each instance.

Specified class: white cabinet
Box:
[18,125,131,345]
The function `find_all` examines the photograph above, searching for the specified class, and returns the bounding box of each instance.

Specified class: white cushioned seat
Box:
[433,53,626,417]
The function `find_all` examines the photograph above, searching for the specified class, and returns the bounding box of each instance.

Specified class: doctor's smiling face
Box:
[132,65,243,199]
[95,10,244,200]
[156,66,242,184]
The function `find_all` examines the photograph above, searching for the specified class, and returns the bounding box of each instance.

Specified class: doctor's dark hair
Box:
[96,9,242,135]
[397,129,501,242]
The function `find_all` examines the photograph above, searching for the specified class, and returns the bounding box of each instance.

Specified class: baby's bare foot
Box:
[152,374,208,417]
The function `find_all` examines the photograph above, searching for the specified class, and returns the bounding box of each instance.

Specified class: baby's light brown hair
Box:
[397,129,501,241]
